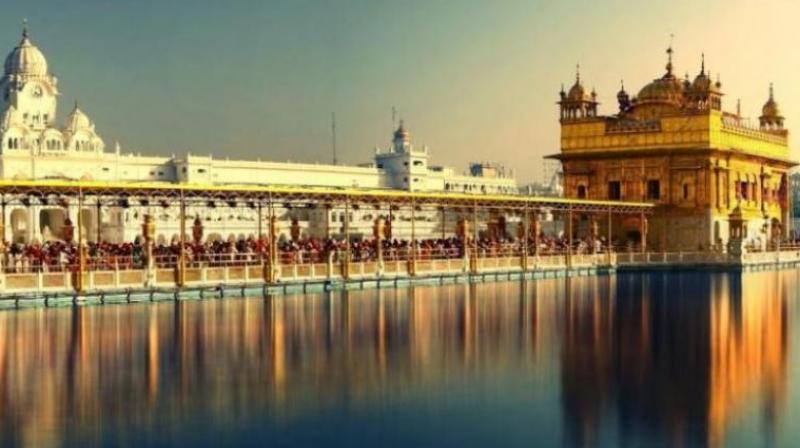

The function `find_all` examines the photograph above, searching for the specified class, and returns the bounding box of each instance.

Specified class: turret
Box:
[616,80,630,113]
[558,65,598,121]
[759,83,784,132]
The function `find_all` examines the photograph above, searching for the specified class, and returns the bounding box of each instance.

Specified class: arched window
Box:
[683,184,689,200]
[577,185,587,199]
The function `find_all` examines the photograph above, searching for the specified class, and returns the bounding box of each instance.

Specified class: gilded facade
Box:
[552,48,796,251]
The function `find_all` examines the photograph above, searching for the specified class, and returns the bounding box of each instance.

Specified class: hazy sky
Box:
[3,0,798,182]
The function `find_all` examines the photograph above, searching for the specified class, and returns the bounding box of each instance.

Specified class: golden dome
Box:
[637,76,685,105]
[635,45,686,106]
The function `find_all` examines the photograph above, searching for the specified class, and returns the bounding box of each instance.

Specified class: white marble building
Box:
[0,25,517,244]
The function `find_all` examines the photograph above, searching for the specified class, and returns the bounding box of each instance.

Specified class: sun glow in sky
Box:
[3,0,798,182]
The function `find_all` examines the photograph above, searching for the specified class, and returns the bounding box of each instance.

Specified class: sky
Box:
[3,0,799,183]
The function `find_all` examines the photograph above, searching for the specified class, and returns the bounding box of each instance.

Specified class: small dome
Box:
[692,72,711,91]
[762,84,781,118]
[64,102,93,132]
[564,65,591,102]
[691,55,712,91]
[616,82,626,98]
[393,121,409,141]
[3,27,48,77]
[567,82,588,102]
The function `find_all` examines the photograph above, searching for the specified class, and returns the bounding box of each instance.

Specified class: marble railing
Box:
[2,250,799,297]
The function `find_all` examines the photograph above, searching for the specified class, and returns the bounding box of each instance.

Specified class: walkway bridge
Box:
[0,179,789,307]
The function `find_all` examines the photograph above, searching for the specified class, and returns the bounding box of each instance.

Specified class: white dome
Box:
[3,30,48,77]
[64,103,93,132]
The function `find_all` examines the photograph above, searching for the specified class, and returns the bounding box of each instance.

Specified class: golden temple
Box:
[552,47,796,251]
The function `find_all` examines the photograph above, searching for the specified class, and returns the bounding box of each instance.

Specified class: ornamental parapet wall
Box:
[605,119,661,134]
[560,114,711,152]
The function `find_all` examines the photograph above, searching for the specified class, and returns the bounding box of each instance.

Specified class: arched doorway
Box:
[10,209,29,243]
[39,208,67,242]
[79,208,96,242]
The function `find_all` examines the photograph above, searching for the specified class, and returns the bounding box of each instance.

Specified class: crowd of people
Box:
[0,233,612,274]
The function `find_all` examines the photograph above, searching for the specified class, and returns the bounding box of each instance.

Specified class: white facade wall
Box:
[0,29,519,244]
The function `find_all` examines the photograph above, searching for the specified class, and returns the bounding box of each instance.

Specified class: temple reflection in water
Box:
[0,271,793,447]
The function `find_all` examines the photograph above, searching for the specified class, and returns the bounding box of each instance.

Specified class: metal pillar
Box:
[75,187,85,292]
[266,195,278,283]
[522,206,529,271]
[566,207,573,268]
[342,197,350,280]
[374,216,384,274]
[96,200,102,244]
[409,199,417,276]
[177,189,186,287]
[143,213,156,287]
[471,202,479,274]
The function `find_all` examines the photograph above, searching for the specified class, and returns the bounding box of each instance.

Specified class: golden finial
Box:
[665,34,674,75]
[700,53,705,75]
[22,18,29,39]
[575,63,581,83]
[769,82,774,100]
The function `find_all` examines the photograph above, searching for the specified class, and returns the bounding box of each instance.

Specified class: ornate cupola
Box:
[759,83,785,131]
[558,65,598,121]
[685,54,723,110]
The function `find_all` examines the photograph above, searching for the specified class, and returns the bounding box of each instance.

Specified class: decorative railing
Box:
[3,249,800,296]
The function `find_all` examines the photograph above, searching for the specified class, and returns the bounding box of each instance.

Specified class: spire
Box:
[769,82,774,101]
[700,53,705,75]
[665,34,674,76]
[736,98,741,117]
[22,18,29,39]
[575,63,581,84]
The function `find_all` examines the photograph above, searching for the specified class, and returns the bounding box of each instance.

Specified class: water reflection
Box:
[560,272,790,447]
[0,271,794,447]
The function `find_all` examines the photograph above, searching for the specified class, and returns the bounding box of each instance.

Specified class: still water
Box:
[1,271,799,447]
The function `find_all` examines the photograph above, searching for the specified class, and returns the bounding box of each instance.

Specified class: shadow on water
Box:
[0,270,796,447]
